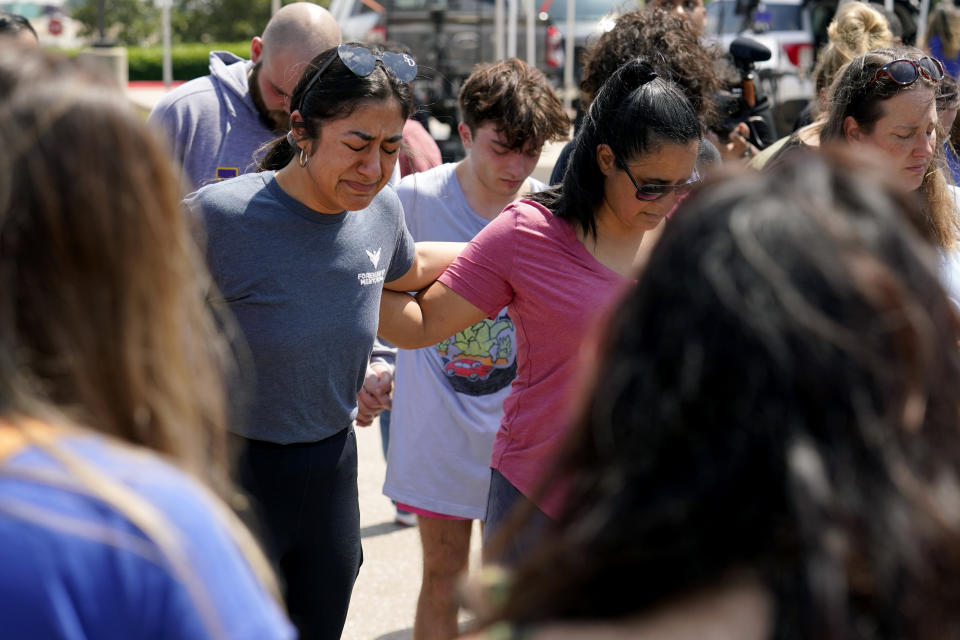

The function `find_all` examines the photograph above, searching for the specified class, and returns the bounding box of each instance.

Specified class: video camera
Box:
[712,36,776,149]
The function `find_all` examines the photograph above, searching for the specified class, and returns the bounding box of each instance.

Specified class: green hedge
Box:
[126,42,250,81]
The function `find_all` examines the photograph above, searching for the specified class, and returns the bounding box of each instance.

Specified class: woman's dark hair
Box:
[260,43,415,170]
[821,46,958,250]
[481,150,960,638]
[529,58,700,239]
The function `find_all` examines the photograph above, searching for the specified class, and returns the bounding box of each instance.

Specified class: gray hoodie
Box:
[148,51,277,191]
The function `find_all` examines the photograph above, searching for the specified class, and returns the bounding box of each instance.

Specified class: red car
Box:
[444,358,493,381]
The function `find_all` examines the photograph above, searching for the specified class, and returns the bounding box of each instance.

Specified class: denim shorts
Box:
[483,468,553,565]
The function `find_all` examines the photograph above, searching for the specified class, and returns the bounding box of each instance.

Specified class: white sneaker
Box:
[394,510,417,527]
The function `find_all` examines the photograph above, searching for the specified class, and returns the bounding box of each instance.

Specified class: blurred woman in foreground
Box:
[467,150,960,639]
[0,47,291,638]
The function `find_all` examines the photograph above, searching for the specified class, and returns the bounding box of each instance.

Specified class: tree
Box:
[172,0,271,43]
[70,0,281,46]
[70,0,160,45]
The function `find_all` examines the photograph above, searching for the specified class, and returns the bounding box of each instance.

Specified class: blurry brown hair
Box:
[924,2,960,60]
[457,58,570,151]
[0,47,281,633]
[0,46,231,489]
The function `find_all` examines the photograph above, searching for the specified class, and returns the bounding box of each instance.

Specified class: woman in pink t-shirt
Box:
[379,58,702,557]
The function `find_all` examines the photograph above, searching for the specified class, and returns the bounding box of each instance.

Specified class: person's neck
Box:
[797,120,823,147]
[455,160,528,221]
[274,163,342,214]
[578,205,663,279]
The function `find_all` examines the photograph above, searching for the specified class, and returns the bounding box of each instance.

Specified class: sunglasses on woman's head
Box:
[297,44,418,111]
[872,57,944,87]
[616,157,700,201]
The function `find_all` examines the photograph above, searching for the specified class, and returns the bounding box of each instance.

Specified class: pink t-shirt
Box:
[437,199,631,517]
[399,119,443,178]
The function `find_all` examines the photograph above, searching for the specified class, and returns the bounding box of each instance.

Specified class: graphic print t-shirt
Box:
[383,164,544,518]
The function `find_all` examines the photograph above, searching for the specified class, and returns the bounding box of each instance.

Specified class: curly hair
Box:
[457,58,570,151]
[579,6,721,127]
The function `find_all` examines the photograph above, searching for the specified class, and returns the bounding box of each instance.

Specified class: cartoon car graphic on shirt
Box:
[443,358,494,381]
[436,310,516,394]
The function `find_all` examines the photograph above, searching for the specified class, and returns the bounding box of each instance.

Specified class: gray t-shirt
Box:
[186,172,415,443]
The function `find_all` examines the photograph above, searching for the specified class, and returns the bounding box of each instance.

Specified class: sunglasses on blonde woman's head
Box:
[297,44,418,111]
[872,57,944,87]
[616,156,700,201]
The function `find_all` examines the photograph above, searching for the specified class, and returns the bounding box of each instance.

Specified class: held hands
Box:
[355,362,394,427]
[707,122,761,163]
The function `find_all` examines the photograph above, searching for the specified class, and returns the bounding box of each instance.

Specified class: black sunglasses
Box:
[616,157,700,201]
[872,57,944,87]
[297,44,418,111]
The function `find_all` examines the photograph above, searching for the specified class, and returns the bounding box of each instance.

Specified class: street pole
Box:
[95,0,107,45]
[495,0,505,59]
[564,0,574,111]
[918,0,930,46]
[507,0,517,58]
[525,0,534,67]
[161,0,172,88]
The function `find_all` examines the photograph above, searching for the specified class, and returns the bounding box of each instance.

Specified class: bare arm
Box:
[379,282,487,350]
[385,241,465,293]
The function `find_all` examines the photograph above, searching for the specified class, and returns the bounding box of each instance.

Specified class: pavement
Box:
[125,82,563,639]
[345,421,484,640]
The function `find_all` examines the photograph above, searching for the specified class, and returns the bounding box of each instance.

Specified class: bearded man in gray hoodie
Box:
[149,2,340,191]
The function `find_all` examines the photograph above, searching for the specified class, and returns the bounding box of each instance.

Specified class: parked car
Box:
[536,0,635,83]
[328,0,385,43]
[705,0,815,134]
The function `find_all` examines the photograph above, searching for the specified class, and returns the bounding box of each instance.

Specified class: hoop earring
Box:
[298,147,309,168]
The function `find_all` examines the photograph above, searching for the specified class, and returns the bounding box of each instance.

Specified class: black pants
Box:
[231,429,362,640]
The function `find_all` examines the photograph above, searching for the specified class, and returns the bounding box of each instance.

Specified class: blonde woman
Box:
[0,47,292,639]
[924,2,960,80]
[811,1,894,118]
